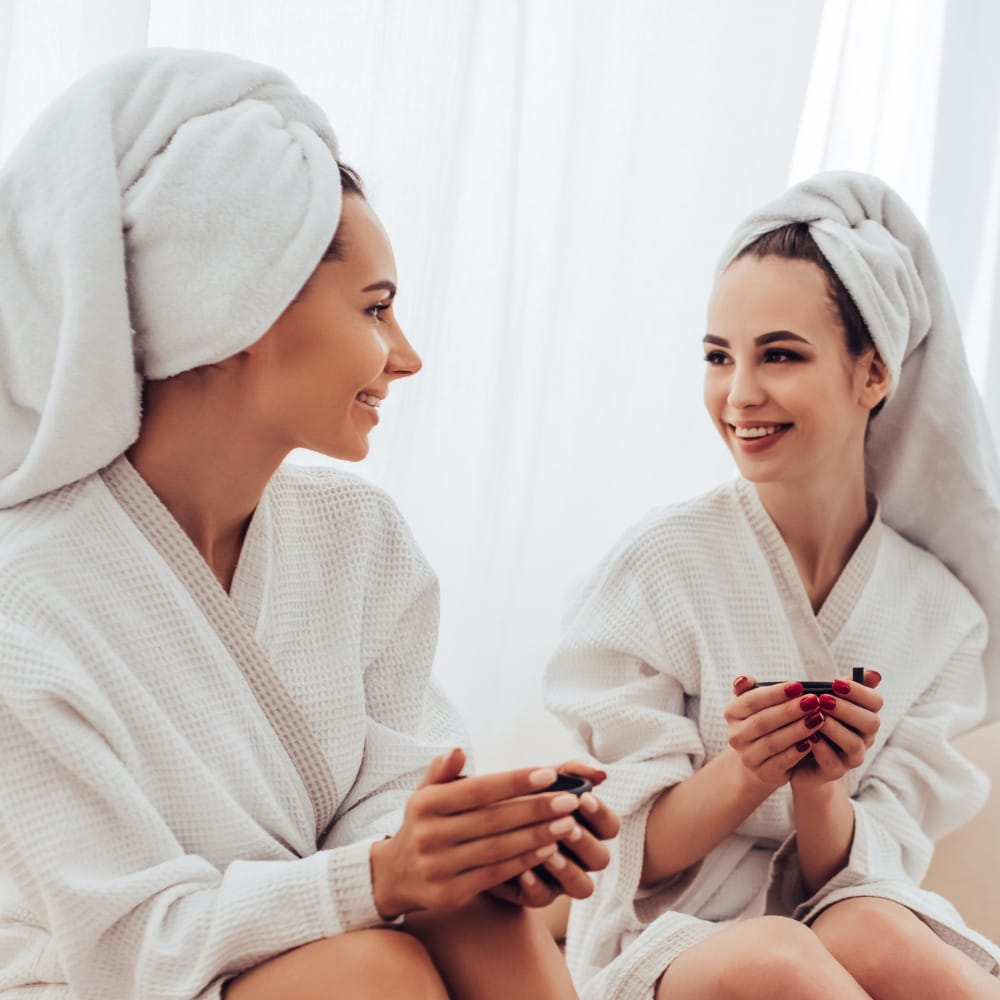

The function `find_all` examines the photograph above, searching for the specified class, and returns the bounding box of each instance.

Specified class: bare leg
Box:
[655,915,871,1000]
[222,928,448,1000]
[811,897,1000,999]
[405,894,578,1000]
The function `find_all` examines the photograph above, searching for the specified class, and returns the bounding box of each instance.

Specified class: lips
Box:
[728,422,792,453]
[355,391,383,409]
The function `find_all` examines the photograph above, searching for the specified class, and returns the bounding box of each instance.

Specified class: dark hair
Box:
[322,162,366,262]
[734,222,885,417]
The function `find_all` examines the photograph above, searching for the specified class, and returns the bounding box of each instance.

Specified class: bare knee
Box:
[225,928,447,1000]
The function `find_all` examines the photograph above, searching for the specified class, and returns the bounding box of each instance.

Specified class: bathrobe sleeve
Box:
[0,627,372,1000]
[545,531,707,914]
[771,608,990,917]
[321,497,468,850]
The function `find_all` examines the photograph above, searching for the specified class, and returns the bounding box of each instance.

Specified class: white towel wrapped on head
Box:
[719,171,1000,724]
[0,48,343,509]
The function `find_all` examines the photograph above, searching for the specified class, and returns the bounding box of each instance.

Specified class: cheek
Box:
[703,372,727,418]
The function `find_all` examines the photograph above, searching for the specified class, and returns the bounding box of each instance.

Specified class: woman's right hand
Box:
[369,748,587,919]
[724,675,824,791]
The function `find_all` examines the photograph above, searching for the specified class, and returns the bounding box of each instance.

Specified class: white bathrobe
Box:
[545,479,1000,1000]
[0,457,464,1000]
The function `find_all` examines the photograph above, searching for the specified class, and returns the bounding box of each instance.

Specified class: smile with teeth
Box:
[356,392,381,409]
[731,424,790,438]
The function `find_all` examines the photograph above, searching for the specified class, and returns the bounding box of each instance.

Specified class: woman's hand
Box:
[790,670,883,792]
[489,759,620,909]
[725,675,829,792]
[369,749,602,919]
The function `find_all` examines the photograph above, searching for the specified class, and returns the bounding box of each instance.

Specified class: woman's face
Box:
[703,254,887,486]
[247,195,421,461]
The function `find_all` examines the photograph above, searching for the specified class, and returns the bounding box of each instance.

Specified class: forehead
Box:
[337,196,396,279]
[708,255,836,337]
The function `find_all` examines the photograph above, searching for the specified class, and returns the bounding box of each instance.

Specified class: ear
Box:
[858,350,890,412]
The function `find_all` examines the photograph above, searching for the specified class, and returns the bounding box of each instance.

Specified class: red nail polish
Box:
[832,680,851,695]
[795,739,811,752]
[799,694,820,712]
[808,731,822,743]
[734,675,749,689]
[805,711,824,729]
[869,670,882,685]
[784,681,804,698]
[819,694,837,712]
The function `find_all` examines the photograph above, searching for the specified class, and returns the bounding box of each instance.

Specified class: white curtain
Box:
[2,1,993,771]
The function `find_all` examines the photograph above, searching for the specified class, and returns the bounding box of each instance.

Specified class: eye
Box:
[367,301,392,322]
[764,348,801,363]
[703,350,730,365]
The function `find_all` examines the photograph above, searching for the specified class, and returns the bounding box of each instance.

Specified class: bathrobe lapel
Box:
[100,456,338,842]
[735,479,882,682]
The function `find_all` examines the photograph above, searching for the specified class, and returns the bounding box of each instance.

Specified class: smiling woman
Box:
[0,48,620,1000]
[545,171,1000,1000]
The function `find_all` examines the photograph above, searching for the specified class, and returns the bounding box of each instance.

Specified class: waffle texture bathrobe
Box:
[545,479,1000,1000]
[0,457,463,999]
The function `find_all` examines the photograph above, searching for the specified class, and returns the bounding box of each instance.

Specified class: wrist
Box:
[369,837,406,920]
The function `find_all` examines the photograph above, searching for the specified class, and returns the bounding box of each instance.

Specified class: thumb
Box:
[419,747,466,788]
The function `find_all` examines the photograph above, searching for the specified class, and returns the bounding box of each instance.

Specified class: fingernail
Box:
[569,825,583,842]
[529,768,557,788]
[809,732,822,743]
[869,670,882,685]
[832,680,851,696]
[819,694,837,712]
[795,739,811,752]
[549,817,575,835]
[805,711,825,729]
[734,675,749,689]
[784,681,804,698]
[579,792,599,814]
[550,793,578,813]
[520,870,537,887]
[799,694,820,712]
[536,844,558,859]
[548,851,567,869]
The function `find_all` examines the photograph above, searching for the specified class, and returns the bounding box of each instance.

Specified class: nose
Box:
[386,321,422,379]
[726,360,765,409]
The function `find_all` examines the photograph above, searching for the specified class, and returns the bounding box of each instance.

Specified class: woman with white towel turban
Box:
[545,172,1000,999]
[0,49,619,999]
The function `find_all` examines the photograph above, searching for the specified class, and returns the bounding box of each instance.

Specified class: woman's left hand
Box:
[488,760,620,909]
[790,670,883,790]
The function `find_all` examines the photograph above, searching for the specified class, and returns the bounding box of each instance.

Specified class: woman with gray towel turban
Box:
[0,49,619,999]
[545,172,1000,999]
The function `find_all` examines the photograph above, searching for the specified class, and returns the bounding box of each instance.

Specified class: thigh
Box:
[404,894,576,1000]
[811,896,1000,999]
[655,916,869,1000]
[223,927,448,1000]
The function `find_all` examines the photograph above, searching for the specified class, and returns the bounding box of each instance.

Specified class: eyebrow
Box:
[703,330,811,347]
[361,280,397,297]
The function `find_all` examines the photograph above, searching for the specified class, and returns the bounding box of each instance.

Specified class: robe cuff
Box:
[323,837,404,932]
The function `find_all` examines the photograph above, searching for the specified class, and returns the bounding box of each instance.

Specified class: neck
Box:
[754,458,872,613]
[126,374,287,591]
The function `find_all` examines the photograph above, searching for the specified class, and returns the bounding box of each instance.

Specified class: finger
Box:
[806,733,846,776]
[818,694,880,740]
[730,692,823,752]
[726,680,803,723]
[576,793,621,840]
[732,674,758,695]
[444,819,578,877]
[540,852,595,900]
[862,669,882,689]
[816,716,868,765]
[515,869,560,908]
[442,789,582,844]
[742,713,825,768]
[829,678,884,713]
[451,844,565,902]
[418,747,466,789]
[558,760,608,786]
[558,824,611,873]
[420,766,558,815]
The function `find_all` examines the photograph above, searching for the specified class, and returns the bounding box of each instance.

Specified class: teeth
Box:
[356,392,381,408]
[734,425,783,439]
